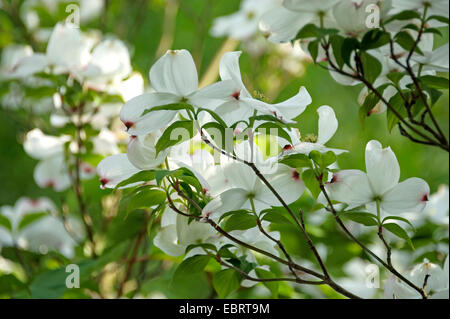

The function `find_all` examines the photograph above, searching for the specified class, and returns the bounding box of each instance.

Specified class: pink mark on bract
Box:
[124,121,135,130]
[100,178,110,188]
[232,91,241,100]
[421,193,429,202]
[330,174,338,183]
[45,180,55,189]
[283,144,293,151]
[292,170,300,181]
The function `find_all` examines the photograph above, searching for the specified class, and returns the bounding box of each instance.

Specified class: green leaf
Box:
[302,169,321,199]
[360,29,391,50]
[256,122,293,144]
[18,212,47,230]
[255,267,279,298]
[197,108,228,128]
[0,215,12,231]
[213,269,241,298]
[423,28,443,37]
[174,255,212,277]
[427,15,450,24]
[418,75,449,90]
[296,23,319,39]
[330,34,345,69]
[223,213,257,232]
[386,72,406,85]
[359,52,382,84]
[386,92,407,133]
[341,38,360,67]
[156,120,194,155]
[339,211,379,227]
[394,31,423,55]
[127,189,166,213]
[142,102,194,115]
[384,10,421,24]
[261,211,294,225]
[308,40,320,62]
[382,216,415,230]
[114,170,155,190]
[383,223,414,249]
[280,154,313,169]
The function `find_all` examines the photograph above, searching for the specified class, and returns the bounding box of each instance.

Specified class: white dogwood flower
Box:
[281,105,347,155]
[326,140,430,215]
[120,49,235,136]
[211,0,280,40]
[214,51,312,125]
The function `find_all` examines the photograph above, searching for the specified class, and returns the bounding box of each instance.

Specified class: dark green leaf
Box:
[156,120,194,155]
[213,269,241,298]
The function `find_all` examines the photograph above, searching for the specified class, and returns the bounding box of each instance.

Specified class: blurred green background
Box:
[0,0,448,207]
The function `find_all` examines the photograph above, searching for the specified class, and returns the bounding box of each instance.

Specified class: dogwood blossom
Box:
[280,105,347,155]
[384,256,449,299]
[326,140,430,215]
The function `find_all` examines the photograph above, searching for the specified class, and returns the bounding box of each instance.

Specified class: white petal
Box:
[24,129,67,160]
[202,188,249,221]
[259,164,306,205]
[272,86,312,121]
[34,156,71,192]
[283,0,340,12]
[153,225,185,257]
[381,178,430,214]
[259,7,313,43]
[325,170,374,208]
[188,79,238,109]
[127,134,168,170]
[46,23,92,71]
[317,105,338,145]
[291,142,347,155]
[365,140,400,197]
[120,92,179,135]
[219,51,251,98]
[96,154,141,189]
[176,213,216,246]
[149,49,198,96]
[7,54,48,78]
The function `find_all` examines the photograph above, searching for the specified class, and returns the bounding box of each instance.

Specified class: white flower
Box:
[214,51,312,125]
[126,133,168,170]
[202,141,305,220]
[391,0,449,18]
[281,105,347,155]
[0,44,33,79]
[211,0,280,40]
[259,0,339,43]
[332,0,392,38]
[0,197,81,258]
[96,153,141,189]
[120,49,234,136]
[426,185,449,226]
[326,140,430,215]
[384,256,449,299]
[153,209,217,257]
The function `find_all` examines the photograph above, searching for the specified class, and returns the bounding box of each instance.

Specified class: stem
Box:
[320,184,428,299]
[166,194,361,299]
